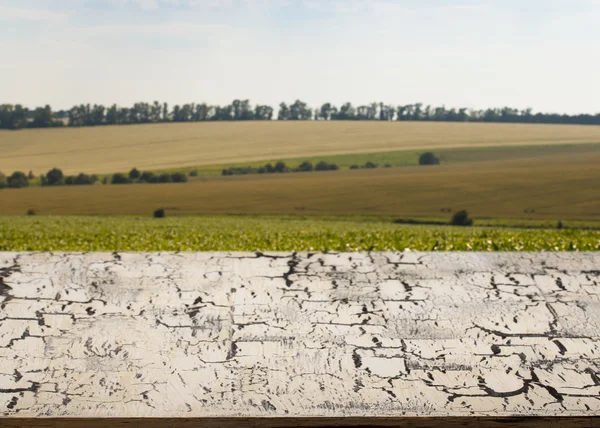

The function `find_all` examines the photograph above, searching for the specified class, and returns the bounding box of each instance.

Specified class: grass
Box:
[2,121,600,175]
[1,216,598,252]
[2,153,600,220]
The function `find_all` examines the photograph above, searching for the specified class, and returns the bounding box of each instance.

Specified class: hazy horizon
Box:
[2,0,599,114]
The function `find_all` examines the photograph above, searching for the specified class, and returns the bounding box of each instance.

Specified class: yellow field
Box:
[1,121,600,175]
[2,152,599,220]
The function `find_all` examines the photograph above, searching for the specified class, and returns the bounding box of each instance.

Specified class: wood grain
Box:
[1,252,599,420]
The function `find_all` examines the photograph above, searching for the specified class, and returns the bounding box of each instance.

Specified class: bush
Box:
[557,220,564,230]
[419,152,440,166]
[0,172,6,189]
[315,161,339,171]
[26,208,37,216]
[28,170,35,180]
[8,171,29,188]
[157,173,172,183]
[363,161,378,169]
[450,210,473,226]
[153,208,166,218]
[384,164,392,168]
[171,172,188,183]
[72,173,97,185]
[274,161,288,173]
[129,168,141,180]
[189,170,199,177]
[44,168,64,186]
[111,173,131,184]
[296,161,313,172]
[139,171,156,183]
[350,164,360,170]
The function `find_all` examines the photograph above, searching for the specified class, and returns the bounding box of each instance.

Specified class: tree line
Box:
[1,100,600,130]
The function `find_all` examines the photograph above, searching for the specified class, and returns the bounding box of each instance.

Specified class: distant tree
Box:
[419,152,440,166]
[315,161,339,171]
[451,210,473,226]
[157,173,172,183]
[296,161,313,172]
[44,168,64,186]
[111,173,131,184]
[0,172,7,189]
[72,173,97,185]
[264,163,275,173]
[363,161,378,169]
[189,170,199,177]
[27,170,35,180]
[8,171,29,188]
[129,168,141,180]
[153,208,166,218]
[277,103,290,121]
[26,208,37,216]
[557,220,564,230]
[171,172,188,183]
[384,164,392,168]
[350,164,360,170]
[273,161,288,173]
[139,171,156,183]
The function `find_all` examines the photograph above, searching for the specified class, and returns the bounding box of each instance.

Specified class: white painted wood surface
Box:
[1,252,599,418]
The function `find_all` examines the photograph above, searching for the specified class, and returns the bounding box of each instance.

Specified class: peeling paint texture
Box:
[1,252,599,418]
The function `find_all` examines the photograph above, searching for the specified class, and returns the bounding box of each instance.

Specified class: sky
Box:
[1,0,599,114]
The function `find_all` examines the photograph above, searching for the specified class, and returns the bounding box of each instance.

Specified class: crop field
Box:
[2,152,600,220]
[2,121,600,175]
[1,216,598,252]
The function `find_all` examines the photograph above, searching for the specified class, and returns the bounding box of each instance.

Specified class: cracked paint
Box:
[0,252,599,418]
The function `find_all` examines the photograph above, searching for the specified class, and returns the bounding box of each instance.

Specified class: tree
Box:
[451,210,473,226]
[296,161,313,172]
[315,161,339,171]
[129,168,141,180]
[273,161,288,173]
[153,208,166,218]
[8,171,29,188]
[277,103,290,120]
[0,172,7,189]
[139,172,156,183]
[171,172,188,183]
[419,152,440,165]
[44,168,64,186]
[111,173,131,184]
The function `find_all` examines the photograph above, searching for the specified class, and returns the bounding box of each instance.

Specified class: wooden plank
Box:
[1,252,599,421]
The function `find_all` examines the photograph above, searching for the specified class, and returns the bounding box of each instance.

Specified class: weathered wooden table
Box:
[1,252,599,427]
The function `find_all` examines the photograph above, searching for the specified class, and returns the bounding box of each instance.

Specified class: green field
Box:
[1,216,598,252]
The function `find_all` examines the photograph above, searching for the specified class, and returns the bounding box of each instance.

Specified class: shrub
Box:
[0,172,6,189]
[384,164,392,168]
[111,173,131,184]
[157,173,172,183]
[557,220,564,230]
[296,161,313,172]
[140,171,156,183]
[315,161,339,171]
[153,208,166,218]
[419,152,440,166]
[28,170,35,180]
[274,161,288,173]
[73,173,97,185]
[8,171,29,188]
[350,164,360,170]
[363,161,378,169]
[44,168,64,186]
[450,210,473,226]
[129,168,141,180]
[171,172,188,183]
[189,170,199,177]
[26,208,37,216]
